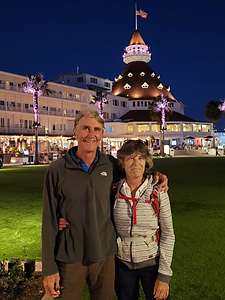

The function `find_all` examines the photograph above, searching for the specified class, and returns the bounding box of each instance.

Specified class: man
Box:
[42,110,167,299]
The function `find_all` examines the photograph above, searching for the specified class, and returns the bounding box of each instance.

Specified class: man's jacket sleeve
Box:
[42,165,59,276]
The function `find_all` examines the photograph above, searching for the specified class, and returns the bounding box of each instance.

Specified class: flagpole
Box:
[135,2,137,30]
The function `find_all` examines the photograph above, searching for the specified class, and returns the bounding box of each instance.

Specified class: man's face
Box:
[74,116,104,153]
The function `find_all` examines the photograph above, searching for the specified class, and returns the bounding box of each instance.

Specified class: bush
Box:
[0,259,43,300]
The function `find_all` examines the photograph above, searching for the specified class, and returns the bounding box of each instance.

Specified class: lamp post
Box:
[155,94,171,156]
[23,74,47,164]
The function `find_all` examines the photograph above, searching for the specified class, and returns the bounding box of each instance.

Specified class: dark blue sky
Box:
[1,0,225,129]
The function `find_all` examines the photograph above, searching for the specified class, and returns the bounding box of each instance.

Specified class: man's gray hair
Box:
[74,109,104,130]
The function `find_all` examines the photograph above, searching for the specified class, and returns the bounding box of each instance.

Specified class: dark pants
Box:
[115,258,168,300]
[57,256,115,300]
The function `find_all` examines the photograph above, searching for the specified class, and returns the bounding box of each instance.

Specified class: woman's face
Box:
[123,152,146,179]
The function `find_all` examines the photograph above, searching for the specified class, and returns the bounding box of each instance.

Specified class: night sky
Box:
[1,0,225,129]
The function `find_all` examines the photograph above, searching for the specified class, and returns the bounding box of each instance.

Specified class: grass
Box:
[0,166,45,260]
[0,157,225,299]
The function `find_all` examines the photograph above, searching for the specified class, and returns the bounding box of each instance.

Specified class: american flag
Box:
[136,9,148,19]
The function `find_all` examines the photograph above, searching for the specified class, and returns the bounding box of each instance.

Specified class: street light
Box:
[23,74,48,164]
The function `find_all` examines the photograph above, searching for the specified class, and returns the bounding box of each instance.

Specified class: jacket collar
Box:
[64,146,108,170]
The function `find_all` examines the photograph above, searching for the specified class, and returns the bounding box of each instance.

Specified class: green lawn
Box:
[0,157,225,300]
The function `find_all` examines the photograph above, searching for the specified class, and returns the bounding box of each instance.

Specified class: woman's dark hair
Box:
[117,139,153,175]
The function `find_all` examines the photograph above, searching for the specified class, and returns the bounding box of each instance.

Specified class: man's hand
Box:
[43,273,61,298]
[152,171,168,193]
[153,278,169,300]
[58,218,70,231]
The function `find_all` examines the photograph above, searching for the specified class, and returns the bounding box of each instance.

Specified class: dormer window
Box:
[124,83,131,90]
[128,72,133,77]
[157,83,163,90]
[151,72,155,77]
[142,82,149,89]
[140,72,145,77]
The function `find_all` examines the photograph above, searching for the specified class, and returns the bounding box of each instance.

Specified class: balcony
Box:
[0,83,85,103]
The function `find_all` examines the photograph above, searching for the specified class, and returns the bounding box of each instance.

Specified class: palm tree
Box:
[205,100,223,148]
[22,74,48,164]
[205,100,222,123]
[149,95,171,156]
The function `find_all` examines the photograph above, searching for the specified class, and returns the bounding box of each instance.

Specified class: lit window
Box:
[183,124,193,132]
[128,125,134,133]
[157,83,163,90]
[151,124,160,132]
[128,72,133,77]
[124,83,131,90]
[142,82,149,89]
[138,124,150,132]
[140,72,145,76]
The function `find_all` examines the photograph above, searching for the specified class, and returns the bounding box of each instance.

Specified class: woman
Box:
[113,139,175,300]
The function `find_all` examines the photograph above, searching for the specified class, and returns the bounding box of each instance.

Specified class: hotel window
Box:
[167,124,181,132]
[103,112,109,119]
[90,77,98,84]
[0,100,4,106]
[138,124,150,132]
[53,124,56,130]
[10,101,15,107]
[128,125,134,133]
[111,113,117,119]
[183,124,192,132]
[121,101,127,107]
[10,82,14,86]
[193,124,201,132]
[104,82,110,88]
[20,120,23,128]
[202,124,210,132]
[75,94,80,99]
[151,124,160,132]
[29,120,32,129]
[0,118,4,127]
[113,99,119,106]
[133,102,136,107]
[25,104,29,109]
[77,77,84,82]
[24,120,28,129]
[137,101,140,107]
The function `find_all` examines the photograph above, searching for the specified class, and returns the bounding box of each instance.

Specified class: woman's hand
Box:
[153,278,169,300]
[153,171,168,193]
[58,218,70,231]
